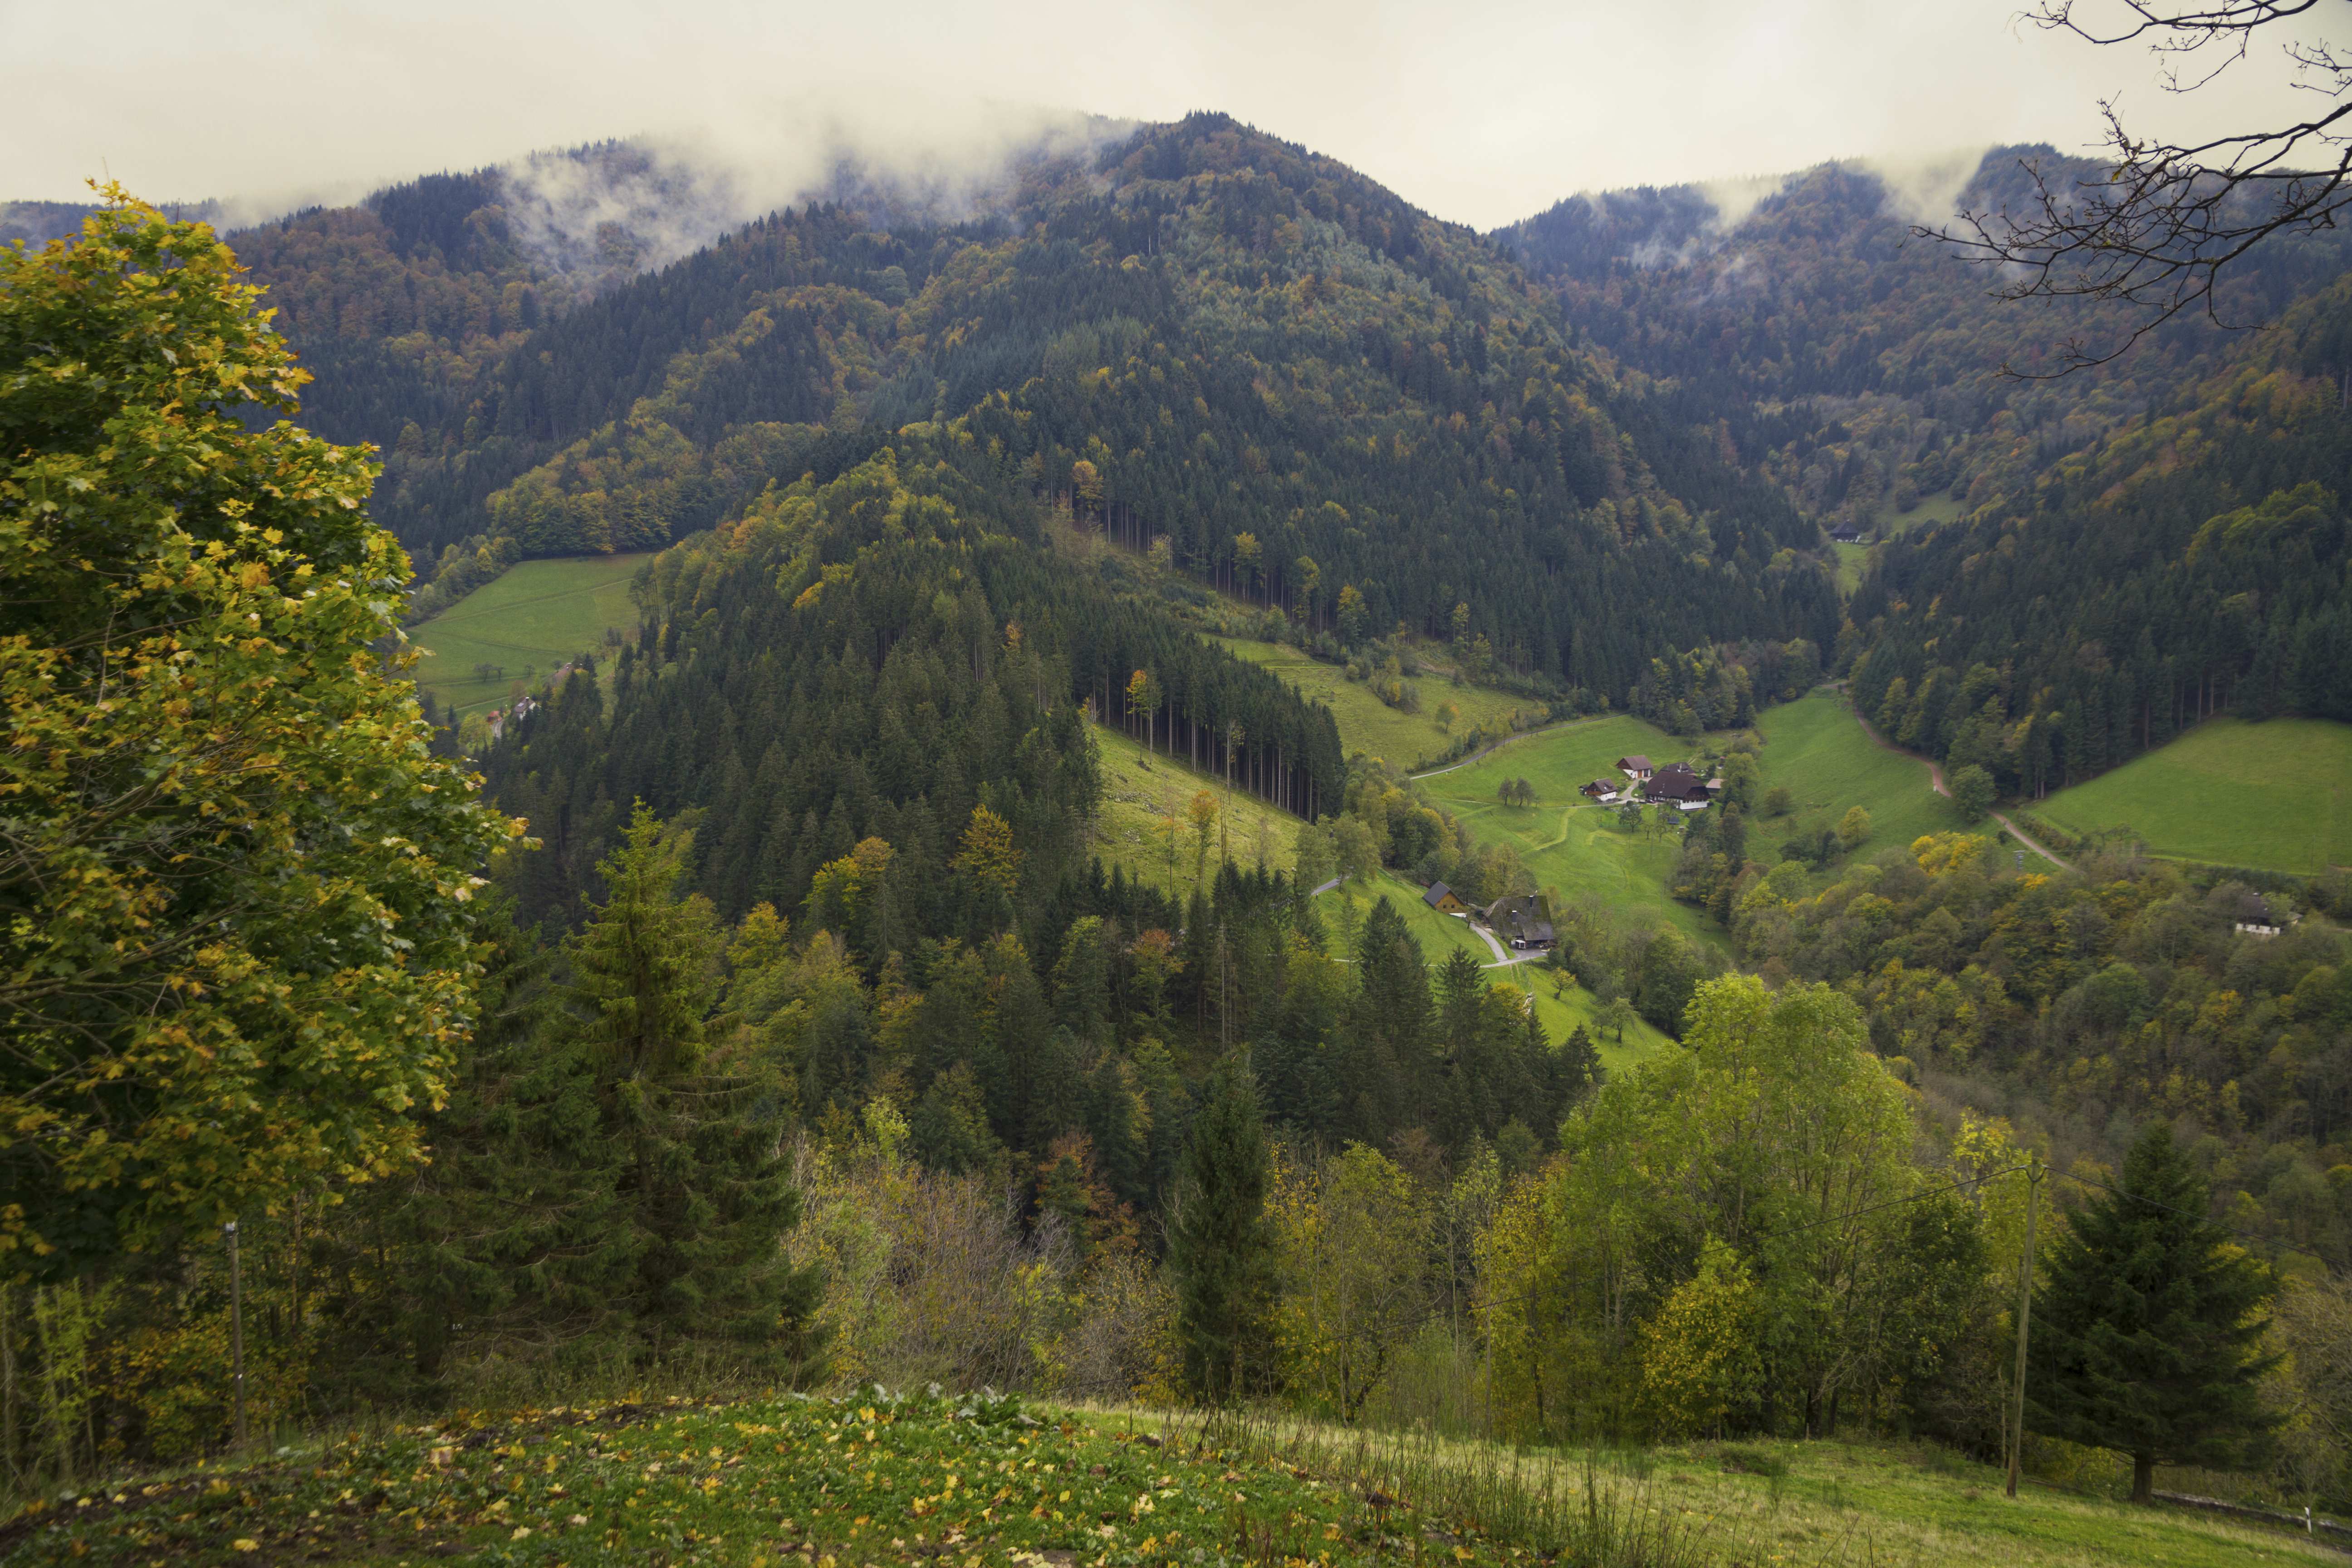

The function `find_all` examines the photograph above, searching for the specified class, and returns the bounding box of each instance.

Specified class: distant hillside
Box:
[1498,152,2351,537]
[1499,151,2352,799]
[237,113,1837,707]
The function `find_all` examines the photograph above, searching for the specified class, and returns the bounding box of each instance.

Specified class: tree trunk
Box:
[2132,1452,2155,1504]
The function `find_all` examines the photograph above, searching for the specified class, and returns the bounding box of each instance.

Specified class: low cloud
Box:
[1695,172,1793,234]
[1858,149,1990,227]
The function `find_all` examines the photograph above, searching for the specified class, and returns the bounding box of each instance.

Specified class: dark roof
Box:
[1644,765,1710,802]
[1830,526,1863,543]
[1617,754,1651,770]
[1485,894,1555,944]
[1424,882,1455,908]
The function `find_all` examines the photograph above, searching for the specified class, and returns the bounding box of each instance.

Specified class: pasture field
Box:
[1751,691,1984,863]
[2037,716,2352,874]
[14,1392,2337,1568]
[1416,715,1727,951]
[1873,490,1967,534]
[1839,494,1968,592]
[1320,872,1672,1074]
[408,554,650,717]
[1090,725,1301,898]
[1215,637,1540,770]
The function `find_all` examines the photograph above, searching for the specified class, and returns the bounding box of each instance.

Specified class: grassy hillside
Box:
[1216,637,1541,770]
[1091,725,1302,897]
[408,554,649,717]
[1837,495,1969,590]
[1582,1433,2343,1567]
[15,1393,2337,1568]
[1417,715,1727,951]
[1318,871,1672,1074]
[2037,717,2352,875]
[1752,691,1984,862]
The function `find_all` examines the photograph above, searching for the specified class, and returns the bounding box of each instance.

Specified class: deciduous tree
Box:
[0,193,521,1278]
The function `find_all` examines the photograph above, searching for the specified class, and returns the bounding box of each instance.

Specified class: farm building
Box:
[1424,882,1467,915]
[1616,755,1654,780]
[1643,762,1712,809]
[1485,894,1556,951]
[1829,525,1863,544]
[2233,892,2293,937]
[1579,779,1616,799]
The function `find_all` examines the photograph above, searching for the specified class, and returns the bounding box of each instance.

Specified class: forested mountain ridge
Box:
[1496,150,2352,536]
[212,113,1838,702]
[485,439,1347,930]
[1852,278,2352,793]
[1499,151,2352,794]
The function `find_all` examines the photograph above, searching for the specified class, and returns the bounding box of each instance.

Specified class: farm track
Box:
[1851,707,2073,871]
[1408,716,1614,779]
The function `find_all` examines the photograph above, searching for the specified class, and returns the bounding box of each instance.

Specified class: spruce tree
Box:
[463,804,828,1378]
[1171,1053,1278,1403]
[588,805,825,1372]
[2029,1125,2278,1501]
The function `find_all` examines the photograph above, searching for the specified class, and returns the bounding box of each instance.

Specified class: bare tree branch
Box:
[1916,0,2352,374]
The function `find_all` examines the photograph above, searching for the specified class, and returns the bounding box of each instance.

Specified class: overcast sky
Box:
[6,0,2334,230]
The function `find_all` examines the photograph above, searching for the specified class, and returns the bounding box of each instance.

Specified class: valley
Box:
[11,72,2352,1567]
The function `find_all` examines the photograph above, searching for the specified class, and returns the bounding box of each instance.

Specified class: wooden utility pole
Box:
[226,1220,249,1453]
[2007,1160,2042,1499]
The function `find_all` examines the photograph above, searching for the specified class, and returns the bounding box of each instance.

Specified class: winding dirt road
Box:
[1850,709,2073,872]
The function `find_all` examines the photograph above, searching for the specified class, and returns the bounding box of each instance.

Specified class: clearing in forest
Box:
[2035,716,2352,876]
[1416,714,1726,952]
[1313,871,1671,1074]
[1751,691,1984,863]
[1090,725,1300,899]
[408,554,650,717]
[1215,637,1541,770]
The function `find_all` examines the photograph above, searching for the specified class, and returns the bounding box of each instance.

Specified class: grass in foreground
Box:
[1215,639,1539,772]
[1090,726,1300,900]
[2036,716,2352,875]
[12,1396,2338,1568]
[1218,1412,2341,1568]
[0,1393,1640,1568]
[409,555,651,718]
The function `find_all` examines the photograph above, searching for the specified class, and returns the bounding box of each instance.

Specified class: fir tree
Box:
[1171,1053,1278,1402]
[2029,1125,2278,1501]
[539,804,826,1377]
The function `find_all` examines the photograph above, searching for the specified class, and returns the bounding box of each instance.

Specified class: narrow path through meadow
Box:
[1408,715,1612,779]
[1850,706,2073,871]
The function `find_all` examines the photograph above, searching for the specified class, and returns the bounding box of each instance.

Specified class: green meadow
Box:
[1415,714,1726,952]
[16,1393,2337,1568]
[1215,637,1541,771]
[408,554,651,717]
[1090,725,1301,898]
[2037,716,2352,875]
[1837,494,1968,592]
[1751,690,1986,862]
